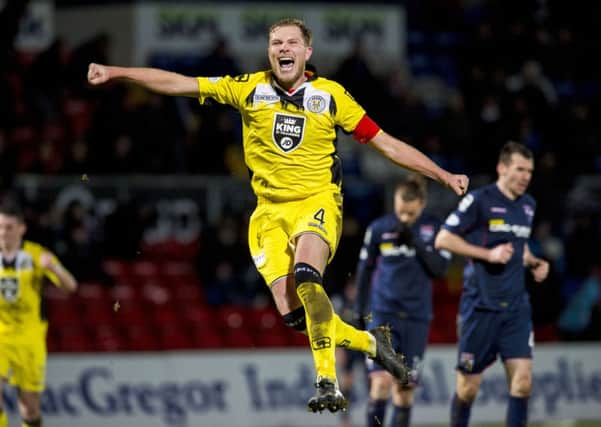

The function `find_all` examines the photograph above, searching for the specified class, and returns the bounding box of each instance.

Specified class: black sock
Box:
[450,393,472,427]
[367,398,388,427]
[507,396,528,427]
[390,405,411,427]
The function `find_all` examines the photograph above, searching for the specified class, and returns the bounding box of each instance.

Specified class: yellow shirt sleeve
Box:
[329,81,367,133]
[196,74,249,110]
[43,253,61,287]
[27,242,61,286]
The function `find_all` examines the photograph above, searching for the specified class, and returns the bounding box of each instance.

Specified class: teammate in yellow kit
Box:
[0,201,78,427]
[87,18,469,412]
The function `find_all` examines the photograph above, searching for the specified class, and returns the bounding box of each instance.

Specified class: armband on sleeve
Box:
[352,114,381,144]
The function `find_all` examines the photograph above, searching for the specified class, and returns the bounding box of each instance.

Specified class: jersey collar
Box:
[270,64,318,95]
[0,241,25,269]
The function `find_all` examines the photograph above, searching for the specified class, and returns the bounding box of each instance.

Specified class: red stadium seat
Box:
[428,327,447,344]
[58,326,94,352]
[102,259,130,282]
[182,305,215,328]
[249,307,286,334]
[288,331,309,347]
[46,334,61,352]
[218,305,249,331]
[157,324,192,350]
[254,330,289,347]
[161,261,198,283]
[152,304,180,325]
[131,260,161,286]
[535,323,559,342]
[77,282,110,305]
[140,282,172,306]
[431,304,457,343]
[48,303,80,328]
[64,98,93,138]
[44,285,74,305]
[114,304,148,327]
[190,329,223,349]
[110,283,139,303]
[173,283,204,306]
[83,303,118,328]
[223,328,255,348]
[122,325,159,351]
[93,324,125,352]
[141,240,199,262]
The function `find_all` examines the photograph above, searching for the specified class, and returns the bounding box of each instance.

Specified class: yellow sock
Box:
[0,411,7,427]
[334,314,376,357]
[294,312,376,357]
[296,281,337,380]
[21,418,42,427]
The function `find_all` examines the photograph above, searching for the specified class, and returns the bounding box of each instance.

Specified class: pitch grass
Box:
[322,422,601,427]
[417,422,601,427]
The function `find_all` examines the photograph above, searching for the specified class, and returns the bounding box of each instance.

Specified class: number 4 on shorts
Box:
[313,208,325,225]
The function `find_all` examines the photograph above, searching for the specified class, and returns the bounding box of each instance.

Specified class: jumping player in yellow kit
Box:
[0,201,78,427]
[87,18,469,413]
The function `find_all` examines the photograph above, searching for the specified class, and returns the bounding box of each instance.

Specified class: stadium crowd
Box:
[1,0,600,346]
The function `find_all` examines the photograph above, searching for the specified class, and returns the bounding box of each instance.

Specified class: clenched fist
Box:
[488,242,514,264]
[39,252,55,269]
[446,174,470,196]
[87,63,110,85]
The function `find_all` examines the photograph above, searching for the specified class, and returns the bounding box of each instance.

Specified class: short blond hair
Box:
[269,18,313,46]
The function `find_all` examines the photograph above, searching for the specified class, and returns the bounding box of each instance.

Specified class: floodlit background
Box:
[0,0,600,426]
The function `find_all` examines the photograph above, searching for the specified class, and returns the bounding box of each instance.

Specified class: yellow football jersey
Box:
[0,241,60,337]
[197,71,367,202]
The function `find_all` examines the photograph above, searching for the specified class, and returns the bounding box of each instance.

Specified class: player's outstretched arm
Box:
[87,63,199,97]
[40,252,78,293]
[368,131,469,196]
[435,229,514,264]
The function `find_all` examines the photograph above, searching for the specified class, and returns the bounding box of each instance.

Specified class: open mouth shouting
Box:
[278,57,295,73]
[268,24,313,89]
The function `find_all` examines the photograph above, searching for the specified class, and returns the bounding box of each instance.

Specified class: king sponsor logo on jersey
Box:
[272,113,305,153]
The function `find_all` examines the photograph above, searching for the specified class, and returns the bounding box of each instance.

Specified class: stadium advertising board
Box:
[134,3,405,72]
[2,345,600,426]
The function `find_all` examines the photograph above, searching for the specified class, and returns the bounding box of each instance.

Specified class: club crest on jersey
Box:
[306,95,326,113]
[419,224,434,241]
[272,113,305,153]
[0,277,19,303]
[460,352,475,372]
